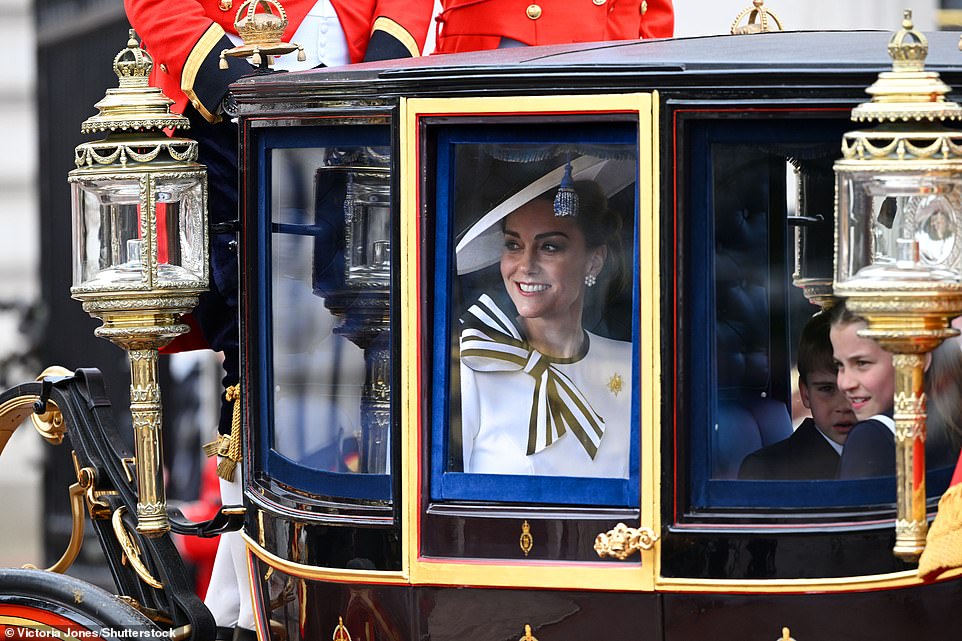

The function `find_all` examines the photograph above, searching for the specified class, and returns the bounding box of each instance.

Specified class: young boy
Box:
[738,311,857,480]
[829,301,897,478]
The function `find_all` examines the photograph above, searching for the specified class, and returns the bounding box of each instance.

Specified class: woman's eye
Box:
[504,240,520,251]
[541,242,561,253]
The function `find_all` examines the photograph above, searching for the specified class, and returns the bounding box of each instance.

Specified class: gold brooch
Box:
[219,0,232,11]
[607,373,623,397]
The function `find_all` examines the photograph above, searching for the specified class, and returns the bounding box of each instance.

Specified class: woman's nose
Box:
[521,248,538,272]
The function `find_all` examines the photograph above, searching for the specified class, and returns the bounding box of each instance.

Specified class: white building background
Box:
[0,0,942,567]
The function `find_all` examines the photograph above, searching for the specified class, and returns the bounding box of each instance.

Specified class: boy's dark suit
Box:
[738,418,840,480]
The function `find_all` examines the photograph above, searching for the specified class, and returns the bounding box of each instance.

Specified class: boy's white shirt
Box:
[813,425,844,455]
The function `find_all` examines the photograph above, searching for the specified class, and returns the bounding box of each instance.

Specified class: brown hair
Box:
[515,180,629,301]
[797,310,836,384]
[926,337,962,454]
[828,298,863,329]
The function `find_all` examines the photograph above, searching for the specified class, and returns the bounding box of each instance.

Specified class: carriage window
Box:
[428,122,640,507]
[254,125,392,501]
[685,117,958,512]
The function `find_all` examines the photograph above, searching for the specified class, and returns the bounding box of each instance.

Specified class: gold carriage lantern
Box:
[834,11,962,561]
[68,31,209,537]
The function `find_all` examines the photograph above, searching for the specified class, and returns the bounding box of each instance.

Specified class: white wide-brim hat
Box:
[454,155,636,275]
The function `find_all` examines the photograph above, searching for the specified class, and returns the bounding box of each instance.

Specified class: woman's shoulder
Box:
[586,330,631,346]
[585,331,632,361]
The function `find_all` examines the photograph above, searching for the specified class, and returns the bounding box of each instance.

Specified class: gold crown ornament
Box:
[81,30,190,136]
[219,0,305,69]
[730,0,783,35]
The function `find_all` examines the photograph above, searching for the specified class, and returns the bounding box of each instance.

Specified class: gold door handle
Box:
[594,522,659,560]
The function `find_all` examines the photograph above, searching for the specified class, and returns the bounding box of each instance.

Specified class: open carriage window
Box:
[250,124,393,502]
[427,121,641,508]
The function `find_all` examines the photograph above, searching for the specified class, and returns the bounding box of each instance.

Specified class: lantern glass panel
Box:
[153,175,206,285]
[835,169,962,284]
[71,177,146,288]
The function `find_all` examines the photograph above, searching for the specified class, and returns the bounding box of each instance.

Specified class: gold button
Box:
[160,63,168,73]
[640,0,648,14]
[593,0,606,5]
[525,3,542,19]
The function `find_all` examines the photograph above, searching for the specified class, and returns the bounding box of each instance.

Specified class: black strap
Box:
[168,505,246,537]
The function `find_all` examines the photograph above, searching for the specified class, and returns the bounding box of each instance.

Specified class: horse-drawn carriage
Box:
[3,7,962,641]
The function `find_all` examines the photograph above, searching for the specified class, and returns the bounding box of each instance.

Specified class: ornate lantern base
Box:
[74,290,202,536]
[842,288,962,561]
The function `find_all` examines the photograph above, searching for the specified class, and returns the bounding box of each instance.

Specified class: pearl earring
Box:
[585,273,597,287]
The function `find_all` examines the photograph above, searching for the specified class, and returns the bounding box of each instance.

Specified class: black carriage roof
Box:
[233,29,962,100]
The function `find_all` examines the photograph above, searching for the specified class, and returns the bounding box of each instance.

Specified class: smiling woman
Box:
[453,150,635,481]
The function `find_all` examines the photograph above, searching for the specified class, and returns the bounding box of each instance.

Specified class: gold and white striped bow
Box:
[460,294,605,459]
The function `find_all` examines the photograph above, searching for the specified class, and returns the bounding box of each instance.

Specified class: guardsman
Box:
[126,0,434,121]
[434,0,674,54]
[123,2,433,640]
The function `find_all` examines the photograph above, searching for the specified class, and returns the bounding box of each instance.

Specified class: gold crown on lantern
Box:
[114,30,152,86]
[81,30,189,135]
[851,9,962,123]
[888,10,927,72]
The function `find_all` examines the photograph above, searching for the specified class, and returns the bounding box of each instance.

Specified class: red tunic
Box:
[125,0,434,122]
[434,0,673,54]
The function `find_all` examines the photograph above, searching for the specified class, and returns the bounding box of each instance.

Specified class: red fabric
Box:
[951,450,962,487]
[160,312,210,353]
[434,0,674,54]
[124,0,434,116]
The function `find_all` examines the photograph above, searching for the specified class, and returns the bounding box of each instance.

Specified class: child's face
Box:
[830,320,895,421]
[799,368,857,445]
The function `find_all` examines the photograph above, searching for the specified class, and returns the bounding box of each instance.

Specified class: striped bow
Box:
[460,294,605,459]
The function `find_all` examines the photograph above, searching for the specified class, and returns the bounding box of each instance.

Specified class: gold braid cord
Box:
[918,480,962,580]
[203,384,242,481]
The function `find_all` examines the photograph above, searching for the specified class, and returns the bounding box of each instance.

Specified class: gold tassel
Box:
[202,437,222,458]
[919,481,962,580]
[203,384,242,482]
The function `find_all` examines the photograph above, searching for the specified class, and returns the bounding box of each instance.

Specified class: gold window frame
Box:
[399,93,661,591]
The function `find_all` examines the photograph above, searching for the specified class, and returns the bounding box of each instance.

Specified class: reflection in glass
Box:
[155,177,206,283]
[269,145,392,474]
[916,202,956,266]
[836,172,962,283]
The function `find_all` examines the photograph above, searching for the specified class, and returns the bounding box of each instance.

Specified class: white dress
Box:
[460,331,632,478]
